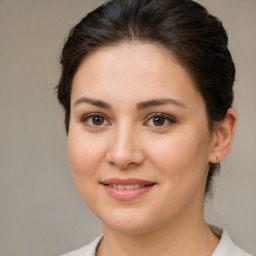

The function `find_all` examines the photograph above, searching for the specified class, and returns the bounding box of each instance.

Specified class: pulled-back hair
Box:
[57,0,235,195]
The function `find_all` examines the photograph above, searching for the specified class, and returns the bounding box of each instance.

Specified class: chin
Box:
[104,220,154,235]
[98,209,161,235]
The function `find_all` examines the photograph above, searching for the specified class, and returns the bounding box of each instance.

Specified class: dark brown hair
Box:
[57,0,235,194]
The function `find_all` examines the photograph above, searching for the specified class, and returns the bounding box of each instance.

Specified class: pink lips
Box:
[101,178,156,200]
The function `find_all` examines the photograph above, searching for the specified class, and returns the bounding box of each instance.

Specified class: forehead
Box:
[71,43,202,108]
[79,43,187,75]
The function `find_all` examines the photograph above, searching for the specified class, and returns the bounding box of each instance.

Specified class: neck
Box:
[97,217,219,256]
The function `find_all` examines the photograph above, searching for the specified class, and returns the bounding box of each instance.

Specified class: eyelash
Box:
[81,113,111,127]
[81,112,176,128]
[144,113,176,128]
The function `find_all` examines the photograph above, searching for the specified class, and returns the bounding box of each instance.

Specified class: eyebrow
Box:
[137,98,187,110]
[74,97,111,109]
[74,97,186,110]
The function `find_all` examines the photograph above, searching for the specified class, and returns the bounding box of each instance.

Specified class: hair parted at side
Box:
[56,0,235,195]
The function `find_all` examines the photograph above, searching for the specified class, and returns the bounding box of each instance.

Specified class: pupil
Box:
[93,116,103,125]
[153,117,165,126]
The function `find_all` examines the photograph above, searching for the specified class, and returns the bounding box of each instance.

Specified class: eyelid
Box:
[144,113,176,127]
[81,112,111,127]
[81,112,104,121]
[80,112,176,128]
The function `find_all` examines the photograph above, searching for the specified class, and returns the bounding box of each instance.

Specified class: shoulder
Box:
[61,228,253,256]
[211,226,252,256]
[61,235,103,256]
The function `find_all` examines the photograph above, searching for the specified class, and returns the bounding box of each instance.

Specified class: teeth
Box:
[110,184,146,190]
[125,184,135,190]
[117,184,126,190]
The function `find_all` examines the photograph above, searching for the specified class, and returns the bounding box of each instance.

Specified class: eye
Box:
[82,113,110,127]
[144,113,176,127]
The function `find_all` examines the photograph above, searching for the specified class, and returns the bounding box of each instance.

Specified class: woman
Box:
[57,0,252,255]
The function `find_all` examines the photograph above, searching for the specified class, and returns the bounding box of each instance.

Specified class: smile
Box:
[101,178,156,200]
[108,184,148,190]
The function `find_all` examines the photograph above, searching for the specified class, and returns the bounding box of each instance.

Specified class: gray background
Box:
[0,0,255,255]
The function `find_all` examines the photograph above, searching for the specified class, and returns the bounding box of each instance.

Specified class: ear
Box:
[209,108,237,163]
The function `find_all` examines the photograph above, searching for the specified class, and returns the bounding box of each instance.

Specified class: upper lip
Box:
[101,178,156,186]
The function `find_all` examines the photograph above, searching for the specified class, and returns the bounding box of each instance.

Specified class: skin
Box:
[68,43,237,256]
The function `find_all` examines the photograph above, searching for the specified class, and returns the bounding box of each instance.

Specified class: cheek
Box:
[148,128,211,180]
[68,129,106,177]
[67,130,106,205]
[148,132,211,213]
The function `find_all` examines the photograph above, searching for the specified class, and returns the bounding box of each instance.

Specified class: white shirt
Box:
[62,226,252,256]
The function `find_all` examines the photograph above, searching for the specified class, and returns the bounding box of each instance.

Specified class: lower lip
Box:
[103,185,155,200]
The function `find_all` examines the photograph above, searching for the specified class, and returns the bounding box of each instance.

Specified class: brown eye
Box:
[82,113,110,127]
[144,113,176,128]
[92,116,104,126]
[153,116,165,126]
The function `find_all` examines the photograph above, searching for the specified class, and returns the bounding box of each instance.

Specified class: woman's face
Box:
[68,43,216,234]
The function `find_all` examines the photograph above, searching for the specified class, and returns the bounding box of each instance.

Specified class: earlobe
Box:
[209,108,237,163]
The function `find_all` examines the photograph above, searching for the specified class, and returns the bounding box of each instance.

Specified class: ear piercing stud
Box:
[216,157,220,163]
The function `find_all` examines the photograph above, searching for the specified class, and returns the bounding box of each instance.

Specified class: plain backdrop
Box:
[0,0,255,255]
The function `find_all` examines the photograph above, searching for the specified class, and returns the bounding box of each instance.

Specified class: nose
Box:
[105,125,145,169]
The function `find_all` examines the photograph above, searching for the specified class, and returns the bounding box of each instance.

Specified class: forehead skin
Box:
[71,43,204,117]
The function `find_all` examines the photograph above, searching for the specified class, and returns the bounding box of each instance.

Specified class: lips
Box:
[110,184,146,190]
[101,178,156,200]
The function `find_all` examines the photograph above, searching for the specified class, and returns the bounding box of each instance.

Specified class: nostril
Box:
[127,162,138,168]
[108,161,138,169]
